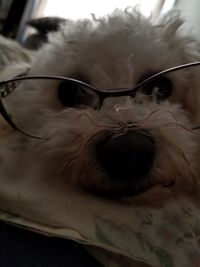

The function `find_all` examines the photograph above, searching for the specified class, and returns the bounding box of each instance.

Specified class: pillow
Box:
[0,124,200,267]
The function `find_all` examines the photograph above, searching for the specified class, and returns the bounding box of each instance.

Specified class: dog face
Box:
[4,11,200,198]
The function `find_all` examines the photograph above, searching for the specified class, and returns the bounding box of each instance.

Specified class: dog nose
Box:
[96,131,155,183]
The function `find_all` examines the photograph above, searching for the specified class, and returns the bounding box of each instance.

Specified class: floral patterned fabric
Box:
[1,193,200,267]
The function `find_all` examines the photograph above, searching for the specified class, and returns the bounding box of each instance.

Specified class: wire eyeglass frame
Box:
[0,61,200,139]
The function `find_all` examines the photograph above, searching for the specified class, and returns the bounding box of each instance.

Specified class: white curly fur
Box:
[1,10,200,199]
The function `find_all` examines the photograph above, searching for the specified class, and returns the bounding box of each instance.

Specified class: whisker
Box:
[140,108,163,125]
[163,136,190,165]
[75,112,113,128]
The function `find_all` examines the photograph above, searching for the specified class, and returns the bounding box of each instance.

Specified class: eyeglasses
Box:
[1,61,200,139]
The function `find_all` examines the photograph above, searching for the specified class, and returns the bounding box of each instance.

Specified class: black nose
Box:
[96,131,155,183]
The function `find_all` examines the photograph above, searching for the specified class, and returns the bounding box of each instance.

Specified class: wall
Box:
[174,0,200,39]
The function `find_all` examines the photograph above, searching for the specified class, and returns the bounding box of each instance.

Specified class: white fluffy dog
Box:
[1,10,200,199]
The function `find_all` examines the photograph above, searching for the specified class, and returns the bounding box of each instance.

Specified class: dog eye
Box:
[141,76,173,100]
[57,81,98,108]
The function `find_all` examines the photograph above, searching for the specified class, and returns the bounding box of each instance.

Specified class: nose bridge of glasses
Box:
[94,87,138,109]
[97,91,136,111]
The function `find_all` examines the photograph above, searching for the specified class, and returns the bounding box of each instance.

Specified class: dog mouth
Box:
[93,179,176,198]
[94,130,157,197]
[93,181,156,198]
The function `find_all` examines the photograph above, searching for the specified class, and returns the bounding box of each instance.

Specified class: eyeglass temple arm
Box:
[0,97,19,130]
